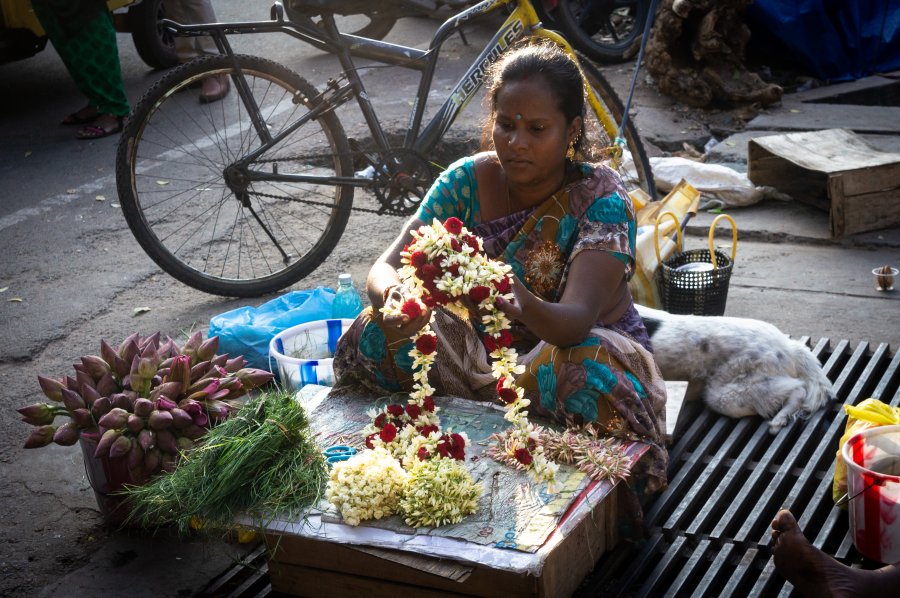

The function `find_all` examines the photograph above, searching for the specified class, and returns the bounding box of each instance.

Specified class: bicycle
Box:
[116,0,656,297]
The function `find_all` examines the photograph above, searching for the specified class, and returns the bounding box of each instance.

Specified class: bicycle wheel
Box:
[557,0,650,64]
[576,53,656,200]
[116,54,354,297]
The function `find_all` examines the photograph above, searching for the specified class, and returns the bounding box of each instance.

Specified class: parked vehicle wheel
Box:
[556,0,650,64]
[127,0,178,69]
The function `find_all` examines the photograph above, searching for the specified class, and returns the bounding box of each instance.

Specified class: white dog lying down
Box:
[636,305,834,433]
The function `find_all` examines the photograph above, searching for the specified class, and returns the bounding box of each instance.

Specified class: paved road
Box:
[1,3,898,596]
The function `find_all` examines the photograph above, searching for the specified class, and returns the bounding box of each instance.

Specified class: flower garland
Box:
[379,217,558,488]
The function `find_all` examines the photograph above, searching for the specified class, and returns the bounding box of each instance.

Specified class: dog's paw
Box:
[767,416,788,434]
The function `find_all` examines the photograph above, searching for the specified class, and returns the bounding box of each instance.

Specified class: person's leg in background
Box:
[164,0,230,102]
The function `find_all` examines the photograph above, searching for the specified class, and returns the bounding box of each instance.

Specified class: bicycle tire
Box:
[116,54,355,297]
[557,0,649,64]
[575,52,656,200]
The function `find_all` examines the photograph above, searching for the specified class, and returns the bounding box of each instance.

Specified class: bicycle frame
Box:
[161,0,620,189]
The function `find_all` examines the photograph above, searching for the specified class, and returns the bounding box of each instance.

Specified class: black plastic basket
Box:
[655,213,738,316]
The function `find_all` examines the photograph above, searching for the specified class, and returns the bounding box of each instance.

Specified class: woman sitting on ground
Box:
[333,40,668,530]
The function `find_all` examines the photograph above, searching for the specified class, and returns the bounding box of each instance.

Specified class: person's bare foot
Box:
[771,509,899,596]
[199,74,230,104]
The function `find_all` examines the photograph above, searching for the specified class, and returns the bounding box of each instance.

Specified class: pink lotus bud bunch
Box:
[18,332,274,481]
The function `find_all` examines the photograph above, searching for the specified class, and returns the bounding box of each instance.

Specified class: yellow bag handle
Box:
[708,214,738,269]
[654,211,683,264]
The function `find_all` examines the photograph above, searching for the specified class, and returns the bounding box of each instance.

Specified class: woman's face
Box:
[492,77,580,189]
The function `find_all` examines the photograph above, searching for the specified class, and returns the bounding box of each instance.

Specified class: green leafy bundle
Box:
[124,389,327,534]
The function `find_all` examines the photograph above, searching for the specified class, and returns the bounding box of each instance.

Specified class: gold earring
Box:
[566,141,576,160]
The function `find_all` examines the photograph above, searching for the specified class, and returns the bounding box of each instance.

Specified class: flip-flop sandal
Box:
[75,116,123,140]
[61,107,99,126]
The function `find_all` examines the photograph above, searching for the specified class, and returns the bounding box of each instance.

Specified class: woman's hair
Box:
[481,40,591,159]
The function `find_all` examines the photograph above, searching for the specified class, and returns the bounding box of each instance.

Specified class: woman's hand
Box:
[496,276,529,322]
[381,285,432,337]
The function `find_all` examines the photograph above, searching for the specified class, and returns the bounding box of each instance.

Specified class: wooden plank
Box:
[838,162,900,196]
[829,176,900,236]
[746,104,900,134]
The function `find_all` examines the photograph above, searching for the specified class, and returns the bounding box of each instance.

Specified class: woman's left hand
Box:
[496,276,529,322]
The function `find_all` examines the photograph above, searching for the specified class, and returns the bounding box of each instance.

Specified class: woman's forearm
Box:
[513,293,597,347]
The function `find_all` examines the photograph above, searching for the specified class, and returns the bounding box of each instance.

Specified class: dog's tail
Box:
[789,341,835,415]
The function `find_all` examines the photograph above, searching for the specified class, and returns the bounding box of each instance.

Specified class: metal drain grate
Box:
[201,338,899,598]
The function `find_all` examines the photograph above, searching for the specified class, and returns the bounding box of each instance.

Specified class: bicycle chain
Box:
[247,189,391,215]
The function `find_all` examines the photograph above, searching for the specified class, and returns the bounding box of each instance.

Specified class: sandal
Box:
[75,115,124,140]
[61,106,99,126]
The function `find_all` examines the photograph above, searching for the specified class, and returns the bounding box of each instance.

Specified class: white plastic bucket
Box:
[268,318,354,391]
[841,424,900,563]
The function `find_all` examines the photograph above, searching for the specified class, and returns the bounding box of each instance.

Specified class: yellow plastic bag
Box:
[628,180,701,309]
[833,398,900,505]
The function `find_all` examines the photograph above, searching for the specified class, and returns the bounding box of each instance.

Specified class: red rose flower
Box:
[494,276,511,294]
[387,404,404,417]
[436,435,452,458]
[418,424,440,437]
[400,299,423,320]
[463,234,480,252]
[421,263,441,281]
[450,238,462,252]
[498,387,518,404]
[450,433,466,460]
[409,250,427,268]
[433,291,451,305]
[444,217,463,235]
[421,294,438,308]
[448,264,460,276]
[422,396,435,412]
[379,422,397,443]
[417,446,430,461]
[415,333,437,355]
[468,285,490,304]
[514,447,533,466]
[374,413,386,428]
[483,334,497,352]
[497,329,513,348]
[405,403,421,419]
[365,433,377,449]
[496,377,506,393]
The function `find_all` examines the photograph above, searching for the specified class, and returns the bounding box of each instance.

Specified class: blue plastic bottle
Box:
[332,273,363,319]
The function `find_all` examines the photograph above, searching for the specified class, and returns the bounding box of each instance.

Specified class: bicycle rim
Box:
[116,55,354,297]
[576,53,656,200]
[557,0,648,63]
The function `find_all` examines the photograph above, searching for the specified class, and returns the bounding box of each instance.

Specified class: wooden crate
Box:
[747,128,900,236]
[264,484,620,598]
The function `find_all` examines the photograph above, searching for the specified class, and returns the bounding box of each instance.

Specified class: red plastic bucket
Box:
[841,424,900,563]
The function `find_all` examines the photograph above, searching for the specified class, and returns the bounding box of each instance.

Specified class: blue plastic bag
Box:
[208,287,335,371]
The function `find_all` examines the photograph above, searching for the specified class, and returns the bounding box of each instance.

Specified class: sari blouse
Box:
[415,155,637,304]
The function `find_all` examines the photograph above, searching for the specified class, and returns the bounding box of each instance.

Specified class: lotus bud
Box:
[80,355,111,381]
[90,396,111,419]
[155,429,178,454]
[197,336,219,362]
[149,383,181,404]
[137,428,156,452]
[71,408,94,429]
[165,355,192,390]
[148,410,173,430]
[136,350,159,380]
[98,408,129,430]
[158,338,177,358]
[60,388,86,413]
[139,331,161,353]
[109,393,134,412]
[72,363,86,374]
[143,448,161,473]
[192,411,209,428]
[94,428,120,458]
[52,422,80,446]
[209,353,228,370]
[64,375,80,391]
[182,330,203,360]
[181,424,207,440]
[126,414,145,434]
[75,370,95,392]
[151,374,162,387]
[189,360,211,383]
[224,356,246,373]
[112,353,130,380]
[108,434,132,460]
[24,425,56,449]
[126,441,145,471]
[95,373,117,399]
[204,399,232,423]
[81,384,101,407]
[17,403,58,426]
[156,367,171,381]
[117,332,140,357]
[235,368,275,389]
[133,398,153,418]
[178,399,201,416]
[100,339,118,369]
[37,376,66,402]
[170,408,192,429]
[155,396,177,411]
[158,356,174,370]
[176,436,194,452]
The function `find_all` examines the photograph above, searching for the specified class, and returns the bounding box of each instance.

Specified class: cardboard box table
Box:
[747,128,900,237]
[260,385,648,597]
